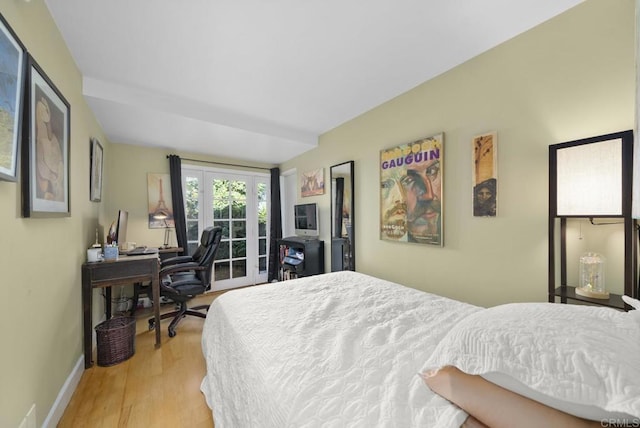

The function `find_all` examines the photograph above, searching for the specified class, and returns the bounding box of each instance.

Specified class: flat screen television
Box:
[294,203,319,237]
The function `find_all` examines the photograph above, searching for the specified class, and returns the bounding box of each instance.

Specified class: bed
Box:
[200,271,640,427]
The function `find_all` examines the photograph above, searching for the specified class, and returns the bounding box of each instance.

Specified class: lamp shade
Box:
[153,209,169,220]
[555,138,623,216]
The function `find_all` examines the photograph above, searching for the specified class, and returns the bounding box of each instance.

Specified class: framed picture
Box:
[147,173,174,228]
[90,138,103,202]
[0,13,26,182]
[472,132,497,217]
[380,132,444,246]
[300,168,324,197]
[21,55,70,217]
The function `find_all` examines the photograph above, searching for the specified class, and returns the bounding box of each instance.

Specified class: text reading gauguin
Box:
[380,142,441,169]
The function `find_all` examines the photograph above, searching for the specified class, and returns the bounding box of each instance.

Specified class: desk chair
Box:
[131,243,207,315]
[148,226,222,337]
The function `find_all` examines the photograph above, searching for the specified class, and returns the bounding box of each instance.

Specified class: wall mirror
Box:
[330,161,355,271]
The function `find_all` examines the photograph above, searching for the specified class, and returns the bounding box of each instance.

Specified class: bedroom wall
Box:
[104,143,274,249]
[0,1,109,427]
[281,0,635,307]
[0,0,631,425]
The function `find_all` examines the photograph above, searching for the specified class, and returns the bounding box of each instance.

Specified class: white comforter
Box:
[200,271,481,427]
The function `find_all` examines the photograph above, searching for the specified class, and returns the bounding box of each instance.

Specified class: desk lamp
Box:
[151,176,173,248]
[152,209,172,249]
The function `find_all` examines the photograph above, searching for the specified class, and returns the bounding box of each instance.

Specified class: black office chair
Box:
[131,226,222,316]
[148,226,222,337]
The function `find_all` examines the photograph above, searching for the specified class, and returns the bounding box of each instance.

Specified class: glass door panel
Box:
[183,172,203,256]
[212,177,246,288]
[256,180,268,282]
[183,167,269,291]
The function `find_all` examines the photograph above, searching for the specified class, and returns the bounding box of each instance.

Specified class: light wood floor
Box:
[59,292,222,428]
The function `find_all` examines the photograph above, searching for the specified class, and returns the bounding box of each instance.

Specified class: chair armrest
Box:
[161,255,194,267]
[160,262,200,276]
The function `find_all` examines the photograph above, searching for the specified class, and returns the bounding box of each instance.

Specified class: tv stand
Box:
[278,236,324,281]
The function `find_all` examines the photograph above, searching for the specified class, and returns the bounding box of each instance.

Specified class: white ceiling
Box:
[44,0,583,164]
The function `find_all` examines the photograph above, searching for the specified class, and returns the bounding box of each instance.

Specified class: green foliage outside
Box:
[184,177,269,274]
[185,177,199,219]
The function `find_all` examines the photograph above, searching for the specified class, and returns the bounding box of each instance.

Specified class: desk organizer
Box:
[103,245,119,261]
[95,316,135,366]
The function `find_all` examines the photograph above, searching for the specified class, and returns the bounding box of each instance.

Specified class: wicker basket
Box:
[95,316,136,367]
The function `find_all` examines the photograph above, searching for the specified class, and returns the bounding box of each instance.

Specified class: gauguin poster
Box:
[472,132,497,217]
[380,133,443,246]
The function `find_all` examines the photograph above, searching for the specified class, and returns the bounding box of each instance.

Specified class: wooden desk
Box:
[82,254,160,369]
[158,246,183,261]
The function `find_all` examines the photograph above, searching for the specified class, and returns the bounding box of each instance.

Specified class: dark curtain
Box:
[168,155,188,255]
[268,168,283,282]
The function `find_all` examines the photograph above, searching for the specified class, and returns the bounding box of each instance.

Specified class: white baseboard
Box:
[42,355,84,428]
[42,312,106,428]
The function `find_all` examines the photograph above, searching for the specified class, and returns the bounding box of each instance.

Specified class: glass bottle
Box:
[579,252,605,294]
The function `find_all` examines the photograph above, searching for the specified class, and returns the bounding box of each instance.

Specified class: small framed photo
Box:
[0,13,27,182]
[300,168,324,197]
[22,55,71,217]
[472,132,497,217]
[90,138,103,202]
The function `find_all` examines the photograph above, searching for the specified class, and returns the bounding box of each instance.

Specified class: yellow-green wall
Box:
[0,0,634,426]
[104,143,274,249]
[0,1,108,426]
[282,0,635,307]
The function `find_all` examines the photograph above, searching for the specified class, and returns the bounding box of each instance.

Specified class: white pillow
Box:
[622,294,640,310]
[421,302,640,421]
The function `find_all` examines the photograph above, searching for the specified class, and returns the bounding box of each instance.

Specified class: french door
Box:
[182,167,270,291]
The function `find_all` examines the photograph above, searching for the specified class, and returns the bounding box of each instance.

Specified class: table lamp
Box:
[556,138,622,300]
[152,209,172,248]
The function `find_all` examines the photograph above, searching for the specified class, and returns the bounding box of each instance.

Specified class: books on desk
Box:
[125,246,159,256]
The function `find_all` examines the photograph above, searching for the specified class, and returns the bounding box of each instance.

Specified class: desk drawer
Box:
[90,260,155,282]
